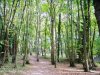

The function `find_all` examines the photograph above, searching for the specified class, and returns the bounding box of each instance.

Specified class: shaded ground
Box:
[0,55,100,75]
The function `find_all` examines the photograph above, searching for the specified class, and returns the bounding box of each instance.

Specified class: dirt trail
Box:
[5,55,100,75]
[18,56,100,75]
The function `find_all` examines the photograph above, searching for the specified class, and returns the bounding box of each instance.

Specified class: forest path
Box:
[6,55,100,75]
[18,55,100,75]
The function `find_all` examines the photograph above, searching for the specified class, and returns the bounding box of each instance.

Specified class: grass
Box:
[96,62,100,67]
[0,54,26,75]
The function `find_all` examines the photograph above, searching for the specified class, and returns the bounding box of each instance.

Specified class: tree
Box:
[50,0,56,65]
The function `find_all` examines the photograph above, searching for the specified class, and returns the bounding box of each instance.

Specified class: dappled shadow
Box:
[1,55,100,75]
[18,55,100,75]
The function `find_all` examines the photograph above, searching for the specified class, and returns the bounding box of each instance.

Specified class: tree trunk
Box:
[70,0,75,67]
[50,0,56,65]
[12,33,17,68]
[80,0,90,72]
[93,0,100,36]
[57,13,61,62]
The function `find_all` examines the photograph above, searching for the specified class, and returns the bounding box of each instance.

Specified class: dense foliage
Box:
[0,0,100,72]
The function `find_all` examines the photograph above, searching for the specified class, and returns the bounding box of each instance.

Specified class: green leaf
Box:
[41,3,49,12]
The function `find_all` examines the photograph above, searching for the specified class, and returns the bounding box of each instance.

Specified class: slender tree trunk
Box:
[12,33,17,68]
[44,18,48,58]
[23,4,30,66]
[69,0,75,67]
[2,0,9,65]
[36,0,41,62]
[50,0,56,65]
[57,13,61,62]
[90,26,97,68]
[93,0,100,36]
[80,0,90,72]
[76,0,82,63]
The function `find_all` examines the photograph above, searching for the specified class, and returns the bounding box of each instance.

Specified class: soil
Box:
[1,55,100,75]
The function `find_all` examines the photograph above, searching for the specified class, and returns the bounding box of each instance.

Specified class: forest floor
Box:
[0,55,100,75]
